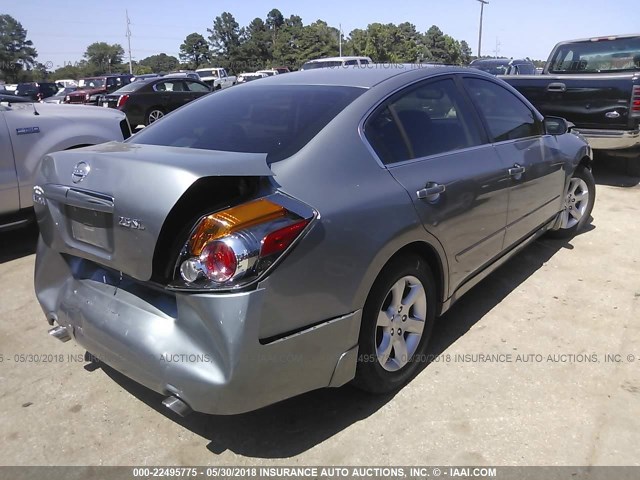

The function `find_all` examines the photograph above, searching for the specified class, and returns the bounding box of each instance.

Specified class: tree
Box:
[139,53,180,73]
[297,21,339,65]
[84,42,124,73]
[460,40,473,65]
[207,12,241,59]
[424,25,447,63]
[0,14,37,82]
[179,33,209,69]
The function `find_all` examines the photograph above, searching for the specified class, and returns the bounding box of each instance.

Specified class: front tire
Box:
[548,165,596,238]
[353,255,436,394]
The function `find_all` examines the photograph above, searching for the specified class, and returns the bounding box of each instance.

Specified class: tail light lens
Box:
[117,94,129,108]
[169,195,316,291]
[631,85,640,117]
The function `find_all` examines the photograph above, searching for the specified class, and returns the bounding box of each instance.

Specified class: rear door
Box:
[154,80,190,112]
[0,111,20,215]
[462,77,565,248]
[364,76,511,292]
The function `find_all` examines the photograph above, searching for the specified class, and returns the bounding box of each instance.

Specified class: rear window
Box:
[129,85,364,162]
[548,37,640,73]
[469,61,509,76]
[113,81,150,93]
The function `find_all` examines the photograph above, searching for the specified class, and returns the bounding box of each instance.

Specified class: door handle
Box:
[508,164,526,179]
[417,183,446,202]
[546,82,566,93]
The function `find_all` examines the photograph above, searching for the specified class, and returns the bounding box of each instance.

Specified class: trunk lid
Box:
[34,142,272,281]
[503,73,638,129]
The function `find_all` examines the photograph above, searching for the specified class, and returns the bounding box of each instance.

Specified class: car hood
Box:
[34,142,273,281]
[70,88,104,95]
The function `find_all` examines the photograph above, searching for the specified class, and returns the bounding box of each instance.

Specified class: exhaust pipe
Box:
[162,396,192,417]
[49,325,71,342]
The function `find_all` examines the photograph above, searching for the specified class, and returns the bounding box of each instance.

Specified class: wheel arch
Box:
[364,240,448,317]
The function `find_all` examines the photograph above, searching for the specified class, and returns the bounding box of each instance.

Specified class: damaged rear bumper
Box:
[34,238,361,415]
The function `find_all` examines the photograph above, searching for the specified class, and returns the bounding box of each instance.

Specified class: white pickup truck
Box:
[0,101,131,231]
[195,68,237,91]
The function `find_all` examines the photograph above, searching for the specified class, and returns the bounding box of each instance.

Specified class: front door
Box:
[462,77,566,248]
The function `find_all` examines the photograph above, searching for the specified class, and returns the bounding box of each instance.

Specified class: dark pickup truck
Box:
[502,34,640,169]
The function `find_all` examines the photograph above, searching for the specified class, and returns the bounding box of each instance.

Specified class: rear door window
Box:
[365,78,484,164]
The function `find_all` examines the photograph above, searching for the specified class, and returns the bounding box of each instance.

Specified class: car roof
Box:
[249,64,465,88]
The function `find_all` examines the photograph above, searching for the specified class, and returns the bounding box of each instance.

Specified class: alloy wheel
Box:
[376,275,427,372]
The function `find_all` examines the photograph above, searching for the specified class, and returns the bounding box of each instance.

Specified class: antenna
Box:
[126,10,133,74]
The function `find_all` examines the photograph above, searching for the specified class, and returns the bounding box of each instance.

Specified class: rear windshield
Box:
[548,37,640,73]
[129,85,364,162]
[113,81,150,93]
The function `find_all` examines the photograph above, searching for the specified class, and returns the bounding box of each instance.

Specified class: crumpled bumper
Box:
[34,238,361,415]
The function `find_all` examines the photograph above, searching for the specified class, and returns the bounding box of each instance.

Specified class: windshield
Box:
[197,70,218,78]
[301,60,344,70]
[548,37,640,73]
[78,78,105,89]
[129,85,364,162]
[469,61,509,76]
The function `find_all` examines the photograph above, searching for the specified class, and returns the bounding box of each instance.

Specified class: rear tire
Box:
[145,108,164,126]
[548,165,595,238]
[353,255,436,394]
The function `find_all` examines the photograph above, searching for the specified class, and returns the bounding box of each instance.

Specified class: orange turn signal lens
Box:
[189,199,287,255]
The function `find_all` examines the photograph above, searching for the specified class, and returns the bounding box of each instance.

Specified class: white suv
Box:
[301,56,372,70]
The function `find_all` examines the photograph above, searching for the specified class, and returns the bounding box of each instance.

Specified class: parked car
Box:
[301,56,372,70]
[33,65,594,416]
[273,66,290,74]
[195,68,237,90]
[501,34,640,172]
[14,82,59,101]
[131,73,161,82]
[164,71,201,80]
[55,79,78,88]
[65,75,133,105]
[0,93,31,104]
[101,77,211,126]
[0,102,130,231]
[256,69,279,77]
[469,58,536,75]
[42,87,77,104]
[237,72,268,84]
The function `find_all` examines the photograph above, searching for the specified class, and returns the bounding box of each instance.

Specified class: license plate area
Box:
[66,205,113,251]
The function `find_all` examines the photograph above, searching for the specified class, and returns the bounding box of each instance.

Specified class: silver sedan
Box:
[33,65,595,415]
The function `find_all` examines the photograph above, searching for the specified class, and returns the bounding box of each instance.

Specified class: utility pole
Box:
[493,37,501,58]
[339,23,343,57]
[126,10,133,74]
[476,0,489,58]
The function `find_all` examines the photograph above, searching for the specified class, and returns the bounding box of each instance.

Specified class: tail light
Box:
[631,85,640,117]
[169,195,317,291]
[117,94,129,108]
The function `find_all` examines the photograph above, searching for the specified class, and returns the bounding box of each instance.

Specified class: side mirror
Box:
[544,116,570,135]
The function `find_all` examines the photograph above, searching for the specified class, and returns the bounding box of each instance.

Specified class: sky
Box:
[4,0,639,70]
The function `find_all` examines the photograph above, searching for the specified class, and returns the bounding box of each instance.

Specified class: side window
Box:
[360,59,370,65]
[186,81,210,93]
[344,60,358,66]
[463,78,543,142]
[365,78,484,164]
